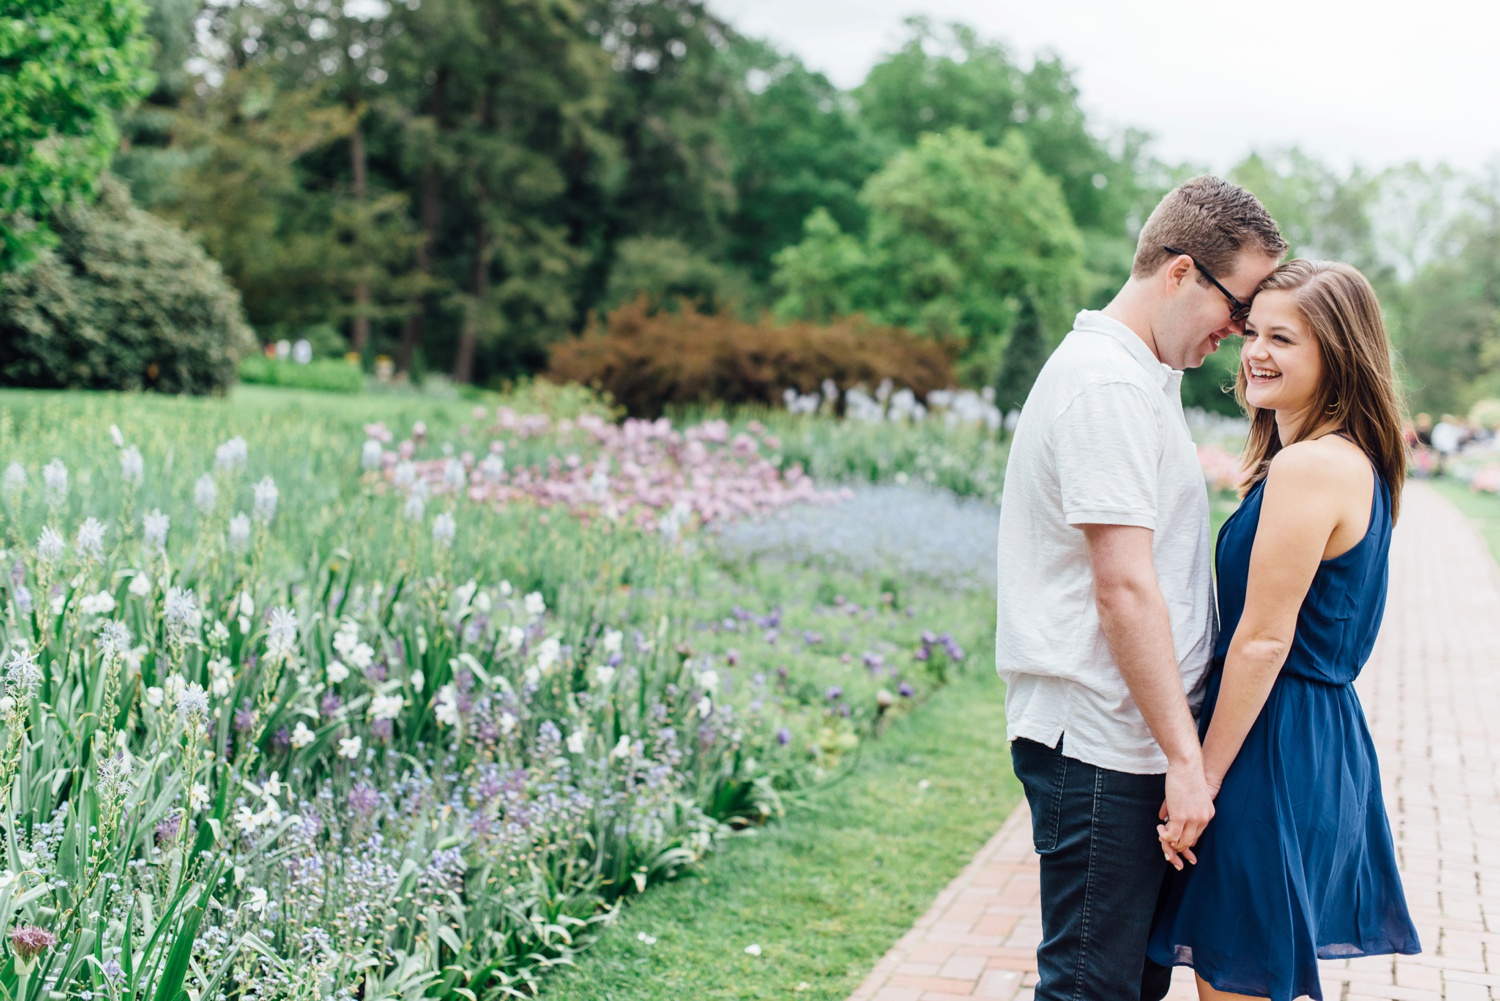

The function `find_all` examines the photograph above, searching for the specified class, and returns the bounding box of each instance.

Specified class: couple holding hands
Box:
[996,176,1419,1001]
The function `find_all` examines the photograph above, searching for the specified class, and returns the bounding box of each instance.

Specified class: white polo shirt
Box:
[995,310,1216,775]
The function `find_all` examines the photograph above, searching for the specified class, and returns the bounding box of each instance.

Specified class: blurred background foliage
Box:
[3,1,1499,414]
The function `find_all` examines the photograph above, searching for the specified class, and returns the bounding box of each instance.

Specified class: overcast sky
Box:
[712,0,1498,175]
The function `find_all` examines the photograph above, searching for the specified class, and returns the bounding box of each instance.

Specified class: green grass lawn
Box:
[1426,477,1500,564]
[538,666,1020,1001]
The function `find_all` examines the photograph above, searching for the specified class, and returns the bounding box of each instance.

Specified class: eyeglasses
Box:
[1162,245,1252,323]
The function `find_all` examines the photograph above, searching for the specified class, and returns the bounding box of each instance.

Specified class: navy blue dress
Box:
[1146,466,1420,1000]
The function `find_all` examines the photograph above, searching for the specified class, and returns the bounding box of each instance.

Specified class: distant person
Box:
[1431,414,1462,475]
[1147,260,1420,999]
[995,176,1285,1000]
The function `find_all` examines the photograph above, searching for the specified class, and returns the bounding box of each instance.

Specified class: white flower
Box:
[480,453,505,481]
[42,459,67,506]
[164,674,186,704]
[164,587,202,643]
[119,445,144,486]
[4,649,42,699]
[75,517,107,560]
[145,686,165,708]
[524,591,546,619]
[566,730,586,755]
[697,669,719,695]
[611,735,632,760]
[128,572,152,598]
[498,711,517,735]
[411,670,424,693]
[262,772,283,799]
[368,694,404,720]
[252,476,278,524]
[36,526,64,565]
[506,625,526,650]
[109,424,125,448]
[194,473,218,514]
[326,660,349,684]
[337,735,362,759]
[214,436,248,472]
[234,805,263,834]
[289,721,315,748]
[79,590,116,616]
[346,642,374,671]
[227,513,251,553]
[403,494,425,522]
[434,684,460,726]
[393,461,416,488]
[96,620,133,661]
[534,636,561,674]
[744,944,762,957]
[256,799,283,828]
[443,459,466,490]
[292,338,312,364]
[189,783,210,810]
[3,462,26,495]
[431,512,456,549]
[245,886,270,913]
[142,509,170,552]
[602,628,623,655]
[594,665,616,687]
[637,932,657,945]
[0,697,14,716]
[208,657,232,698]
[176,683,210,729]
[332,620,360,658]
[361,439,383,471]
[264,607,299,662]
[697,695,713,719]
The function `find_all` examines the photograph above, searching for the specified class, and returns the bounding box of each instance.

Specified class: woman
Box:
[1146,260,1421,1000]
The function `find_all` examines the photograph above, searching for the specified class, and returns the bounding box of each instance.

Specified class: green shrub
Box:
[238,355,365,393]
[548,296,957,417]
[0,176,255,394]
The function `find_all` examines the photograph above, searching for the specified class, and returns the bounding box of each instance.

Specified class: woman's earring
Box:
[1326,398,1342,416]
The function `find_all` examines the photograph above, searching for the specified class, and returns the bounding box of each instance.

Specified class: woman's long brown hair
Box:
[1235,260,1408,520]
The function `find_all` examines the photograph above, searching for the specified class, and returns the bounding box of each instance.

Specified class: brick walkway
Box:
[848,482,1500,1001]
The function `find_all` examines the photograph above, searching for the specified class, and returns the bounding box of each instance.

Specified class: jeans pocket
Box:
[1011,737,1065,853]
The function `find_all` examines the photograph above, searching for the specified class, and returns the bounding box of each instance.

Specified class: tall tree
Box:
[0,0,154,271]
[773,128,1085,385]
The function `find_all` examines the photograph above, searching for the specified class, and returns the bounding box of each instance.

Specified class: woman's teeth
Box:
[1249,368,1280,380]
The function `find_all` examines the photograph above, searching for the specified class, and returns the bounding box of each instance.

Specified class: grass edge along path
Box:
[538,666,1020,1001]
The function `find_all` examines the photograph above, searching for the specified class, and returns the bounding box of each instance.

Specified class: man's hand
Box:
[1157,760,1215,870]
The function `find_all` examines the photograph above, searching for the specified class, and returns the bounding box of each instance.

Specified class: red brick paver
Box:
[849,482,1500,1001]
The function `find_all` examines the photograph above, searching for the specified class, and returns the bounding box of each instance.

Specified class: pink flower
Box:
[9,925,56,961]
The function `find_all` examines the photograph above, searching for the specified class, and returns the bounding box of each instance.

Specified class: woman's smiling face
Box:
[1240,289,1325,419]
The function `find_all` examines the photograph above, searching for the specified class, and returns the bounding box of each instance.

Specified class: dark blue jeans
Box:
[1011,736,1174,1001]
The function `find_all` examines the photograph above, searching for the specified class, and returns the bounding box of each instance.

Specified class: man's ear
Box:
[1162,254,1193,296]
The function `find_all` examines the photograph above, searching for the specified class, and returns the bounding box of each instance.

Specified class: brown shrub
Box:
[546,297,957,417]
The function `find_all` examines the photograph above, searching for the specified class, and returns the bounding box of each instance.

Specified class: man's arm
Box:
[1082,522,1214,866]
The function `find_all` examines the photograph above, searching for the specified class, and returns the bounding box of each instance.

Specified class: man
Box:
[995,176,1286,1000]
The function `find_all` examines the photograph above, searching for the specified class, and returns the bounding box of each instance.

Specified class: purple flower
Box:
[234,699,257,733]
[898,682,915,697]
[914,646,929,662]
[863,651,885,671]
[726,649,740,666]
[370,718,393,741]
[348,782,380,816]
[319,692,342,718]
[9,925,56,960]
[775,727,791,746]
[921,630,938,645]
[272,727,292,749]
[154,812,183,846]
[802,631,822,646]
[825,686,842,701]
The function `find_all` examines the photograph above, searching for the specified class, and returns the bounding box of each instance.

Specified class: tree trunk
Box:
[349,112,371,356]
[452,213,487,384]
[396,69,448,376]
[452,84,494,385]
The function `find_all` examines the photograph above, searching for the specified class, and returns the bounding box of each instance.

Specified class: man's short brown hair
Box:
[1131,176,1286,280]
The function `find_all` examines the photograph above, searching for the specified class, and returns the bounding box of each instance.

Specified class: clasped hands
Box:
[1156,763,1222,871]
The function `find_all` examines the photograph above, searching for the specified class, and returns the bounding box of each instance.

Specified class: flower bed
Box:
[0,399,973,1000]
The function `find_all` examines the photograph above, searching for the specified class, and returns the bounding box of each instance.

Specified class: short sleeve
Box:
[1052,381,1162,529]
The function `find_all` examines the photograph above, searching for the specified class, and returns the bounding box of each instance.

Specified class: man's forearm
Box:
[1096,584,1201,766]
